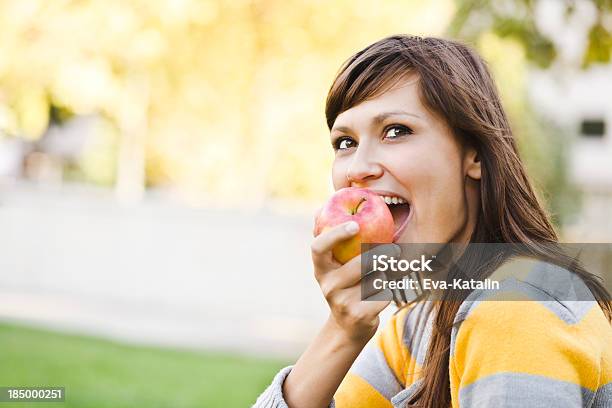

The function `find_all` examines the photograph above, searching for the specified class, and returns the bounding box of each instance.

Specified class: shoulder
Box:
[451,258,610,360]
[453,257,604,327]
[449,259,612,406]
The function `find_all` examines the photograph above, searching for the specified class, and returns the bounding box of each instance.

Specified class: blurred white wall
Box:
[530,0,612,241]
[529,65,612,240]
[0,183,351,358]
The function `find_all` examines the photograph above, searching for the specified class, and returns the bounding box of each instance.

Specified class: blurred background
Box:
[0,0,611,406]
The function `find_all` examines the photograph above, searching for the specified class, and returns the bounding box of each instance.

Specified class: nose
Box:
[346,144,384,187]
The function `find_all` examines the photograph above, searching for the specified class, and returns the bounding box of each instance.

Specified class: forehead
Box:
[333,75,428,128]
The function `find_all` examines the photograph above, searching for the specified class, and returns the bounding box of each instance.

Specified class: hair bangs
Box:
[325,51,414,130]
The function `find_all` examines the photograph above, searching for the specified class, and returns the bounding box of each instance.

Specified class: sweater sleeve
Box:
[449,298,610,408]
[253,307,412,408]
[334,307,412,407]
[252,365,337,408]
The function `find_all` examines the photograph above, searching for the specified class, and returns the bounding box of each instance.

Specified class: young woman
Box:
[254,35,612,408]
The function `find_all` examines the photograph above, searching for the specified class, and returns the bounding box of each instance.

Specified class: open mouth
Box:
[379,194,412,242]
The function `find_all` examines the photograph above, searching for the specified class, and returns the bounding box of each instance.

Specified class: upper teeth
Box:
[381,195,406,205]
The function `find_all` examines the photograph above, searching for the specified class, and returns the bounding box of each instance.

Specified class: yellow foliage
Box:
[0,0,456,205]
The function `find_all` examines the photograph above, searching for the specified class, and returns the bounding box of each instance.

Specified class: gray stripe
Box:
[351,342,403,400]
[526,261,595,322]
[459,373,595,408]
[252,365,292,408]
[251,366,337,408]
[457,278,595,323]
[453,260,596,317]
[402,301,434,366]
[592,382,612,408]
[391,379,422,408]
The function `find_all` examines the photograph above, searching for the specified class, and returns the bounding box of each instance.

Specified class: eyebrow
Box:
[331,110,422,133]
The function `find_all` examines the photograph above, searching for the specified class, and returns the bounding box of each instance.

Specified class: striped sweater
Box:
[254,260,612,407]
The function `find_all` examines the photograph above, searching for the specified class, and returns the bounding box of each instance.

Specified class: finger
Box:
[321,243,401,293]
[311,221,360,270]
[340,285,393,313]
[319,266,379,302]
[324,269,392,307]
[312,207,323,237]
[324,264,383,296]
[338,243,402,285]
[354,297,392,317]
[333,285,392,319]
[361,270,391,299]
[359,243,402,273]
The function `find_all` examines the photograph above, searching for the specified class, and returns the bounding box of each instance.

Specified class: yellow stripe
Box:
[582,305,612,385]
[376,304,428,387]
[376,306,412,386]
[451,300,605,392]
[404,357,423,386]
[334,372,393,408]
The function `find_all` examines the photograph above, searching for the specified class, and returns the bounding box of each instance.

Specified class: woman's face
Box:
[330,75,481,244]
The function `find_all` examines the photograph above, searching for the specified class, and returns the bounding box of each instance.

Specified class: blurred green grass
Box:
[0,322,289,407]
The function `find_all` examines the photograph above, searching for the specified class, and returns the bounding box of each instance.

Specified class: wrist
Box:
[283,316,372,408]
[324,315,376,349]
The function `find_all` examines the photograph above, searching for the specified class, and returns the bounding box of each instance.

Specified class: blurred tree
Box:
[0,0,601,224]
[0,0,455,206]
[448,0,610,226]
[449,0,612,68]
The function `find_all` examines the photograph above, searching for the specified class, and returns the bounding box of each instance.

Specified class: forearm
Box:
[282,316,373,408]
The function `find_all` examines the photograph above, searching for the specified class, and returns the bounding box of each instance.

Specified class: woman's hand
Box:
[281,217,400,408]
[311,220,399,343]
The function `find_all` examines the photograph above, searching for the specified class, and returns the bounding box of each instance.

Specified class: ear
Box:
[464,146,481,180]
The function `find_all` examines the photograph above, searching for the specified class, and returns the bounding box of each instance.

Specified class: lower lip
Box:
[392,205,412,243]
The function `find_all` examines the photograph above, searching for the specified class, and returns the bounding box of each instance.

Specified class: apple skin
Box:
[314,187,395,264]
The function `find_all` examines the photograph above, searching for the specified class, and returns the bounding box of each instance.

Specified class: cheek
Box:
[396,141,467,225]
[426,162,464,212]
[331,158,347,190]
[392,141,463,195]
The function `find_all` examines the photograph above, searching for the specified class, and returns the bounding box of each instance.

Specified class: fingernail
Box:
[345,221,359,233]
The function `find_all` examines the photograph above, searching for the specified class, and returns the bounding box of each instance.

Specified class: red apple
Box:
[314,187,395,264]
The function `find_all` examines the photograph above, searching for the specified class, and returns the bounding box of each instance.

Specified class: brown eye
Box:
[384,125,413,139]
[334,137,357,150]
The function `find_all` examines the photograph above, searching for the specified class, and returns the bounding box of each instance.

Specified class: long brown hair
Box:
[325,35,612,408]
